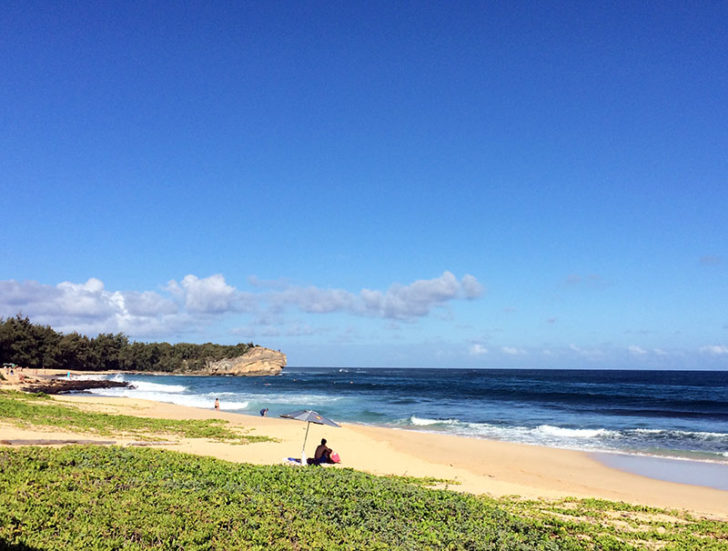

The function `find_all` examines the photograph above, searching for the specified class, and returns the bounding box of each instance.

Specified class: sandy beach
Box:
[2,384,727,520]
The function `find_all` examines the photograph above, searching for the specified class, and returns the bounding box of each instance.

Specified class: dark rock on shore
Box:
[22,379,131,395]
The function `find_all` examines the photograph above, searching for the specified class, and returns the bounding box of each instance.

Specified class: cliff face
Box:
[202,347,286,376]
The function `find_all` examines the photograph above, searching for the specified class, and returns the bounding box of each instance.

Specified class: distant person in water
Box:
[259,408,268,416]
[308,438,333,465]
[214,398,220,410]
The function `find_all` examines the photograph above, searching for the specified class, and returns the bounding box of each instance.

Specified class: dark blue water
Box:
[89,368,728,462]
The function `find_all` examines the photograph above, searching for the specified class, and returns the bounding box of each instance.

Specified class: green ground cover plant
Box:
[499,497,728,550]
[0,390,273,444]
[1,446,726,550]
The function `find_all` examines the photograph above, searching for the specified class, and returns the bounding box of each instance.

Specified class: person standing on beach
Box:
[214,398,220,410]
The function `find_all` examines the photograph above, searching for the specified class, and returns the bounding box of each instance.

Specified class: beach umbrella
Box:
[280,409,340,463]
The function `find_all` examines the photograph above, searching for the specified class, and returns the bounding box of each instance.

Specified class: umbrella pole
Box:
[302,421,311,452]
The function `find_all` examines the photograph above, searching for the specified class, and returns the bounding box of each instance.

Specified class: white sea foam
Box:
[630,428,727,440]
[77,374,188,396]
[73,374,109,381]
[87,385,249,411]
[236,393,341,406]
[86,373,338,414]
[127,380,187,393]
[536,425,618,439]
[410,416,458,426]
[398,418,630,453]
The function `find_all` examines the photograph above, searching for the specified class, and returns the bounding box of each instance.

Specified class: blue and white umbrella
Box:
[280,409,340,461]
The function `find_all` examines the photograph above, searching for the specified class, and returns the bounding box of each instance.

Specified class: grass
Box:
[0,389,274,444]
[0,446,726,550]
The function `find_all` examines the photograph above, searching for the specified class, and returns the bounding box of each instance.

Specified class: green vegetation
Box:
[0,446,725,550]
[0,315,256,372]
[386,474,462,489]
[0,390,273,444]
[500,497,728,550]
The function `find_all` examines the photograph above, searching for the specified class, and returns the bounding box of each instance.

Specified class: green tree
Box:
[91,333,129,371]
[58,332,94,371]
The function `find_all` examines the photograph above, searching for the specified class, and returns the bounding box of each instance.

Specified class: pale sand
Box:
[1,393,727,520]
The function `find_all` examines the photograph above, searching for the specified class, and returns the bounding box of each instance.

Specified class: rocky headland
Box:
[200,346,287,376]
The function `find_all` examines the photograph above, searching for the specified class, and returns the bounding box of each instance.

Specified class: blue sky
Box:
[1,2,726,368]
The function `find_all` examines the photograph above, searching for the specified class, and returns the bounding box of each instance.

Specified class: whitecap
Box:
[536,425,617,439]
[73,374,110,381]
[629,428,728,440]
[409,416,459,426]
[126,380,187,393]
[86,386,249,411]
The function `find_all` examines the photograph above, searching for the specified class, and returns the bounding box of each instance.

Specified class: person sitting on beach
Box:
[308,438,333,465]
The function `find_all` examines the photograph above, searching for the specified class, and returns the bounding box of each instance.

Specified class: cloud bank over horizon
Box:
[0,271,482,338]
[2,271,726,369]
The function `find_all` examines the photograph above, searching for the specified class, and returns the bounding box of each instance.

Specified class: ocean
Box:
[83,367,728,465]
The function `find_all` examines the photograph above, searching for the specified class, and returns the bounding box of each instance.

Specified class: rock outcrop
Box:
[21,379,131,394]
[202,346,286,376]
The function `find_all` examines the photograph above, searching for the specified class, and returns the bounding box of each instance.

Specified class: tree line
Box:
[0,315,256,373]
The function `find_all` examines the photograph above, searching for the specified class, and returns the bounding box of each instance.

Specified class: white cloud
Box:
[568,344,604,360]
[168,274,237,313]
[700,345,728,356]
[502,346,526,355]
[0,278,115,321]
[469,344,488,356]
[461,274,484,299]
[123,291,178,316]
[0,270,484,338]
[628,345,648,356]
[358,272,459,319]
[356,271,478,320]
[0,278,182,337]
[275,286,354,314]
[268,271,483,321]
[285,322,317,337]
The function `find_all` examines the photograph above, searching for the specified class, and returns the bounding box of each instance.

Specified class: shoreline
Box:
[28,369,728,466]
[1,391,727,520]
